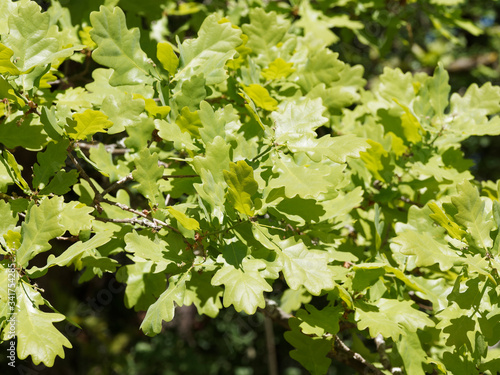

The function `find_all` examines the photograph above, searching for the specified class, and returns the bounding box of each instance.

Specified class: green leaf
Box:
[140,273,190,336]
[132,149,164,207]
[355,298,434,339]
[223,160,258,216]
[27,230,113,277]
[175,14,242,86]
[192,135,231,184]
[199,101,238,143]
[284,318,332,375]
[32,140,70,190]
[295,304,342,336]
[90,6,153,85]
[212,257,272,314]
[157,42,179,76]
[17,197,65,267]
[427,62,450,118]
[172,73,207,112]
[39,169,79,195]
[16,284,72,366]
[40,106,63,140]
[89,143,130,181]
[0,200,17,244]
[295,48,345,92]
[0,149,30,192]
[117,261,167,311]
[280,287,312,314]
[184,271,223,318]
[393,229,460,271]
[0,114,47,150]
[68,109,113,141]
[100,91,145,134]
[242,8,290,62]
[451,180,495,250]
[377,67,415,106]
[398,330,427,375]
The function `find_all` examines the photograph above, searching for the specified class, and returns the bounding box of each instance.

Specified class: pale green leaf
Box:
[89,143,130,181]
[398,330,427,375]
[27,231,113,277]
[3,0,82,72]
[140,273,189,336]
[242,8,290,62]
[267,154,338,199]
[17,197,65,267]
[295,48,345,92]
[288,134,369,163]
[16,285,72,366]
[355,298,434,339]
[90,6,153,85]
[212,257,272,314]
[192,136,231,184]
[124,231,169,263]
[271,98,328,144]
[451,180,495,250]
[427,62,450,117]
[175,14,242,86]
[278,238,336,295]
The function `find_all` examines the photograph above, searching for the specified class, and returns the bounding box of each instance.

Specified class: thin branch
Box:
[76,142,131,155]
[68,151,102,201]
[101,173,133,197]
[264,316,279,375]
[162,174,199,180]
[332,336,385,375]
[99,198,181,234]
[95,216,164,230]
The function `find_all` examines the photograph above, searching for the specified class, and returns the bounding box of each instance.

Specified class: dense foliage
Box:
[1,0,500,374]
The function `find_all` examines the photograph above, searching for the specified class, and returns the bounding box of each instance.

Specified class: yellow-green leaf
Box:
[157,42,179,76]
[168,207,200,230]
[133,94,170,118]
[261,58,295,80]
[176,106,202,138]
[429,202,466,240]
[68,109,113,141]
[242,84,278,111]
[0,43,20,75]
[223,160,258,216]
